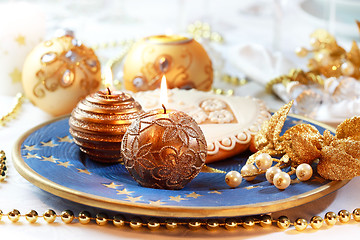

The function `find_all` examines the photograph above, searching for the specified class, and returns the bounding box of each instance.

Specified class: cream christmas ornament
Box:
[22,35,101,116]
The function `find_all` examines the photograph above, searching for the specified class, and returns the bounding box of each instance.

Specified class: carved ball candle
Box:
[69,90,144,163]
[121,106,207,190]
[123,35,213,92]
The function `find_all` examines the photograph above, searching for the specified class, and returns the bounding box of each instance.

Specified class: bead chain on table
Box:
[0,208,360,231]
[0,93,24,127]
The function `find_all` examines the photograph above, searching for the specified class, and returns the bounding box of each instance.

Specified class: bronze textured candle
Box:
[69,89,144,163]
[121,106,207,190]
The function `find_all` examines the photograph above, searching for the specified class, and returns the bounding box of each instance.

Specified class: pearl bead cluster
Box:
[225,153,313,189]
[1,208,360,232]
[0,150,6,182]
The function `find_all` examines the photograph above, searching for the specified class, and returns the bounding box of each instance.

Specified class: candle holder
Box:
[123,35,213,92]
[69,90,144,163]
[121,107,207,190]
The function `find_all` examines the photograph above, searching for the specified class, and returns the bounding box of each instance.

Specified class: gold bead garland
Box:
[1,208,360,231]
[0,93,24,127]
[266,69,324,94]
[0,150,7,182]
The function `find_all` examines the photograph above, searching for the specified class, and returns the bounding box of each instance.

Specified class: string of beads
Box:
[0,93,24,127]
[1,208,360,231]
[0,150,6,181]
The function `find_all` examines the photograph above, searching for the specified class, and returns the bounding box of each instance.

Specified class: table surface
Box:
[1,0,360,239]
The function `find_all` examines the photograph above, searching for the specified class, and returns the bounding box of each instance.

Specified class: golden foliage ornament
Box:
[248,100,360,182]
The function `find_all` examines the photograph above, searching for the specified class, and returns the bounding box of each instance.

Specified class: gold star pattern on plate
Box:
[24,153,41,159]
[77,168,91,175]
[57,161,73,168]
[23,145,39,151]
[125,196,142,203]
[148,200,165,206]
[58,136,73,143]
[169,195,187,202]
[209,190,222,194]
[15,35,26,46]
[186,192,203,199]
[102,182,122,189]
[41,156,58,163]
[9,68,22,83]
[116,188,134,195]
[41,140,59,147]
[244,185,262,190]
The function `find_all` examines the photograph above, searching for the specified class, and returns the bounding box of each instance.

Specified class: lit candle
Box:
[121,75,207,190]
[69,69,144,163]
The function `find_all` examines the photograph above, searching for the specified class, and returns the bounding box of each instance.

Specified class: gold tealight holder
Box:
[123,35,213,92]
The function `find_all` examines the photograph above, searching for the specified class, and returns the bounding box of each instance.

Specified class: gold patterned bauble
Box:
[22,35,101,116]
[123,35,213,92]
[121,108,207,190]
[69,90,144,163]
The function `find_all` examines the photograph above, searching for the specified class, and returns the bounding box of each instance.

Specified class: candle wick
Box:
[162,104,167,114]
[107,87,111,95]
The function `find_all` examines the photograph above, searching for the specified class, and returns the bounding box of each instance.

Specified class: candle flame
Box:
[160,75,168,107]
[104,67,113,88]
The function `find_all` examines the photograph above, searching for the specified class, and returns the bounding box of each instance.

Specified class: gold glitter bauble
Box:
[121,109,207,190]
[123,35,213,92]
[22,35,101,116]
[69,91,144,163]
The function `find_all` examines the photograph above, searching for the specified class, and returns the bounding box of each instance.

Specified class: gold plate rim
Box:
[12,114,349,218]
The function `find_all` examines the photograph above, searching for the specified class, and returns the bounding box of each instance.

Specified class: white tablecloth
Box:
[1,0,360,239]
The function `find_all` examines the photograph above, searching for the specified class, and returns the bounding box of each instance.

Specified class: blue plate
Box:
[12,115,348,218]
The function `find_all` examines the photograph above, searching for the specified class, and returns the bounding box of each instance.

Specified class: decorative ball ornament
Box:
[121,108,207,190]
[123,35,213,92]
[273,172,291,190]
[240,164,258,181]
[296,163,313,181]
[265,166,281,184]
[225,170,242,188]
[69,90,144,163]
[255,153,272,170]
[22,35,102,116]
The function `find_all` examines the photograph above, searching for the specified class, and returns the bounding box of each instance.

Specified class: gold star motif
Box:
[58,136,73,143]
[169,195,187,202]
[41,141,59,147]
[125,196,142,203]
[23,145,39,151]
[102,182,122,189]
[244,185,262,190]
[41,156,58,163]
[24,153,41,159]
[57,161,73,168]
[116,188,134,195]
[209,190,222,194]
[148,200,165,206]
[186,192,203,199]
[15,35,26,46]
[9,68,22,83]
[77,168,91,175]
